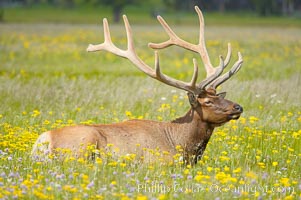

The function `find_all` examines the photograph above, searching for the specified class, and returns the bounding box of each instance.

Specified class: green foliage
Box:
[252,0,280,16]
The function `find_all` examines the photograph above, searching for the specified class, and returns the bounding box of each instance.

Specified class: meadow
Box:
[0,18,301,199]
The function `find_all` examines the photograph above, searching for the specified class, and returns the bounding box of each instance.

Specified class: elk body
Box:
[32,6,243,164]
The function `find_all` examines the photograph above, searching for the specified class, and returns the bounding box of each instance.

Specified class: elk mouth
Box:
[228,104,243,120]
[228,112,242,120]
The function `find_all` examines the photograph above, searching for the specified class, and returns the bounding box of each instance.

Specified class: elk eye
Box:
[204,100,213,105]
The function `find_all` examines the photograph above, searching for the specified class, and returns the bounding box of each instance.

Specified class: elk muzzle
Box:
[229,103,243,120]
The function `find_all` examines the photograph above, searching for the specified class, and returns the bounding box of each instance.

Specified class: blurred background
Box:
[1,0,301,26]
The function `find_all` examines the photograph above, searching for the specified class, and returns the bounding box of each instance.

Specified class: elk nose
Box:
[233,104,243,113]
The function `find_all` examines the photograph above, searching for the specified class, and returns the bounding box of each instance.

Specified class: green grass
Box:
[0,19,301,199]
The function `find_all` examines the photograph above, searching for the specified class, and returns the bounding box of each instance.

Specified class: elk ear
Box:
[217,92,227,98]
[187,92,199,108]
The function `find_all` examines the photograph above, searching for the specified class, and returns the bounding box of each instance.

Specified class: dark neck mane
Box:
[169,107,215,164]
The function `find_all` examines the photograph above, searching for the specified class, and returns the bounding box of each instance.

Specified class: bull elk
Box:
[32,6,243,164]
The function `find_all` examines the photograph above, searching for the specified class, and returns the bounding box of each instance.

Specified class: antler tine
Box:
[194,5,214,76]
[192,6,232,76]
[211,52,243,88]
[103,18,112,45]
[191,59,199,89]
[198,56,225,89]
[87,18,125,57]
[123,15,135,53]
[148,15,199,52]
[224,43,232,67]
[148,15,202,53]
[148,16,179,49]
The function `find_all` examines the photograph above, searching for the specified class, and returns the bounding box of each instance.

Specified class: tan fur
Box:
[32,90,243,164]
[31,131,51,155]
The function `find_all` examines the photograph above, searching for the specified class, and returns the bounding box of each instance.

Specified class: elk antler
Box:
[149,6,243,90]
[87,6,243,95]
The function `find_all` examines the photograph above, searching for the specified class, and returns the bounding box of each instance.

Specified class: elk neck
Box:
[163,107,215,156]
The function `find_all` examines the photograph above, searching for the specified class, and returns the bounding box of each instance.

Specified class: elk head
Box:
[187,88,243,127]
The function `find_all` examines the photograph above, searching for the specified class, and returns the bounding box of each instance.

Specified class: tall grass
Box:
[0,22,300,199]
